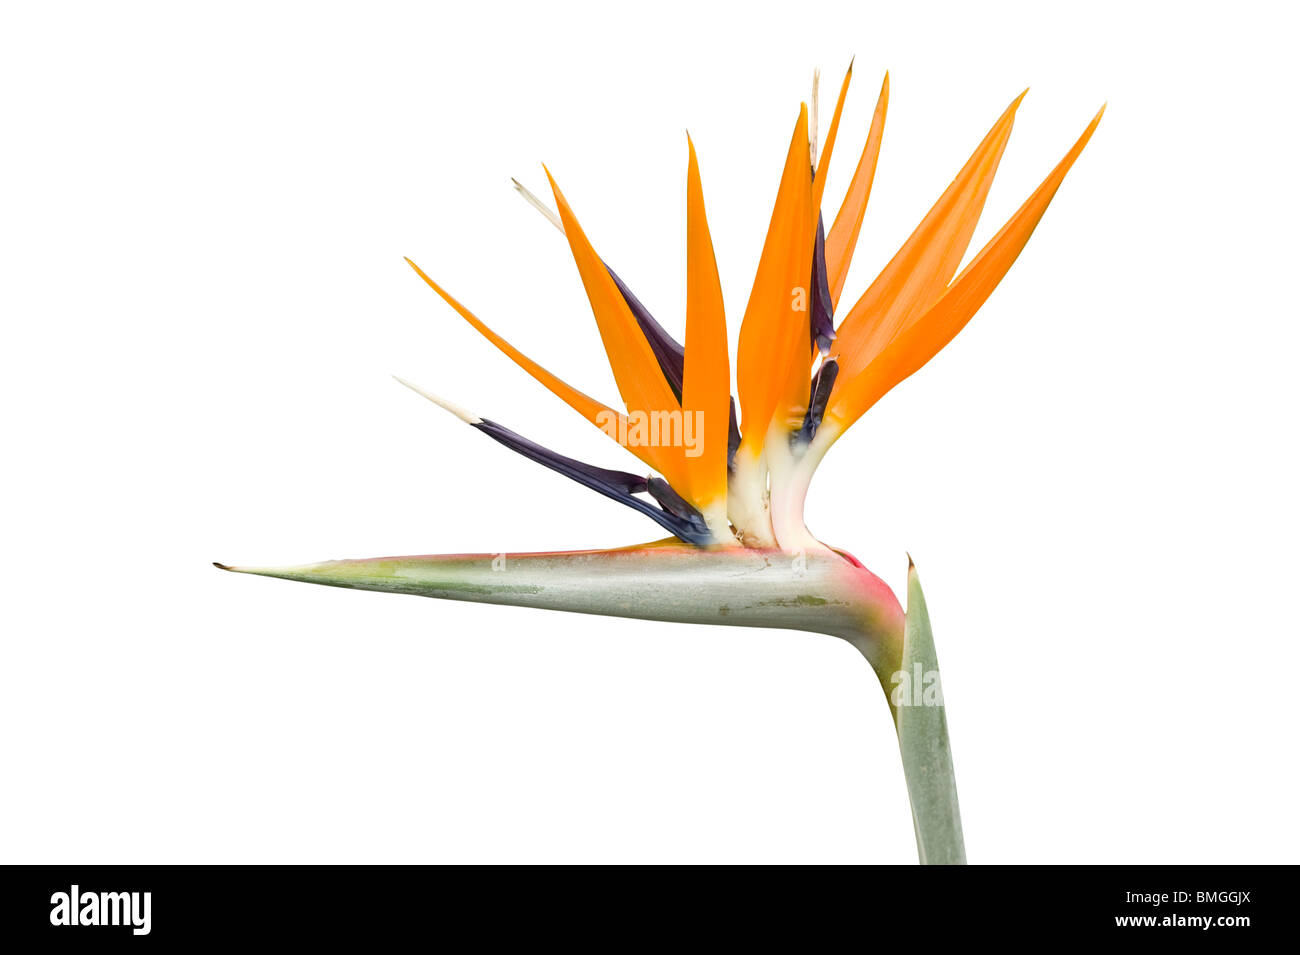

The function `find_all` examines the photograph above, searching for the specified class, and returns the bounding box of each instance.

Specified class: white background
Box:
[3,1,1297,864]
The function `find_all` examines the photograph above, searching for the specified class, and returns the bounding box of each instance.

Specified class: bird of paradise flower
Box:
[219,64,1102,864]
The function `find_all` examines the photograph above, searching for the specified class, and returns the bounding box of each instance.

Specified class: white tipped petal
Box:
[809,68,821,167]
[511,177,565,234]
[392,376,482,424]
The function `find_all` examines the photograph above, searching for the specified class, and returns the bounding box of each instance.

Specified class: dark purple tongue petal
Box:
[518,177,734,441]
[606,263,744,469]
[646,478,713,545]
[809,215,836,356]
[796,357,839,446]
[727,396,742,471]
[605,266,685,400]
[475,418,646,495]
[646,477,711,538]
[473,418,714,546]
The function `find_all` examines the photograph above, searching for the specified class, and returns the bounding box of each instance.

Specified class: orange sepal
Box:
[405,257,687,486]
[824,72,889,308]
[813,61,853,215]
[682,137,731,514]
[832,90,1026,382]
[735,105,816,453]
[827,106,1105,432]
[544,168,683,426]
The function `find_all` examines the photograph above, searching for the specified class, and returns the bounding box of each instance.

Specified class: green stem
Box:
[893,561,966,864]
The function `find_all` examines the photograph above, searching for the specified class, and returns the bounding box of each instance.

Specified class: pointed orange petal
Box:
[827,107,1104,432]
[404,257,686,486]
[812,60,853,214]
[681,136,730,518]
[832,90,1026,382]
[735,105,815,454]
[824,71,888,307]
[544,168,682,430]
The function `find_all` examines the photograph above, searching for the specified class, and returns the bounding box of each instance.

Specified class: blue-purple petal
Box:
[796,358,839,445]
[473,418,714,545]
[809,215,836,356]
[607,263,743,468]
